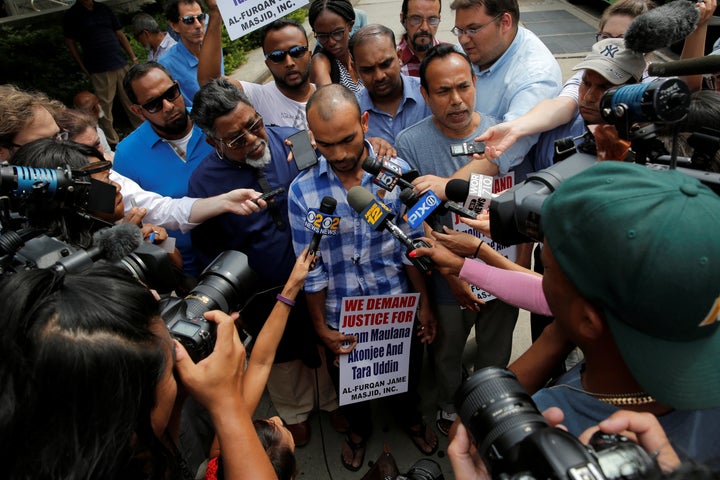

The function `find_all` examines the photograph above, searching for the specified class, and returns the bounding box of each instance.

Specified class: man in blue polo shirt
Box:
[350,24,431,146]
[160,0,223,107]
[115,62,213,276]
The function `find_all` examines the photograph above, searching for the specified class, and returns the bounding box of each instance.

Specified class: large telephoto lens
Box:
[455,367,548,463]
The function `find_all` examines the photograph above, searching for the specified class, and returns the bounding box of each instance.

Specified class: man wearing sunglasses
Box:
[398,0,446,78]
[115,62,214,277]
[188,78,333,448]
[160,0,222,108]
[198,4,314,130]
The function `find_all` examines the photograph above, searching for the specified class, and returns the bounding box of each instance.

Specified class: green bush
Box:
[0,5,307,105]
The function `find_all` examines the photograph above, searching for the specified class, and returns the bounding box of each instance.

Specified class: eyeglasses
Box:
[140,82,182,114]
[314,27,347,44]
[405,15,441,27]
[265,45,309,64]
[595,32,623,42]
[180,13,206,25]
[451,13,504,37]
[220,114,264,150]
[6,129,68,149]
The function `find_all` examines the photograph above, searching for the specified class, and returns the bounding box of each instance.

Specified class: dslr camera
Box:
[455,367,659,480]
[161,250,257,362]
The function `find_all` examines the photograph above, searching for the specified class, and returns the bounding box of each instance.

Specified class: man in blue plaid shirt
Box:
[288,83,439,471]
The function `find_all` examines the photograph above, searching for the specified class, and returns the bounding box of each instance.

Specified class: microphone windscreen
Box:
[624,0,699,53]
[319,196,337,214]
[347,186,375,213]
[445,179,470,203]
[93,223,143,261]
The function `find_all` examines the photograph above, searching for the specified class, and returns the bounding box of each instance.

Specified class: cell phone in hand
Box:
[288,130,318,170]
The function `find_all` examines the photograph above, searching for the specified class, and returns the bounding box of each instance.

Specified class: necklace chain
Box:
[549,383,656,406]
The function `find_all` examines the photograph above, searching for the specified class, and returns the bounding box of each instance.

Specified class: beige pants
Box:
[266,346,338,424]
[90,65,141,144]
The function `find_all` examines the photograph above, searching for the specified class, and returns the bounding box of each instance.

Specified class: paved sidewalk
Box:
[228,0,601,478]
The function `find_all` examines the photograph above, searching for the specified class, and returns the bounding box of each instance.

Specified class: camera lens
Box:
[402,458,444,480]
[454,367,547,461]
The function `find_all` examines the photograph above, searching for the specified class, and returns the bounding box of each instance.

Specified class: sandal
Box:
[406,421,438,456]
[435,410,457,437]
[341,433,367,472]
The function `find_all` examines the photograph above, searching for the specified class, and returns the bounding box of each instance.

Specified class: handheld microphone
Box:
[623,0,699,53]
[347,186,433,273]
[648,55,720,77]
[447,174,495,214]
[362,156,419,192]
[54,223,144,273]
[307,196,338,255]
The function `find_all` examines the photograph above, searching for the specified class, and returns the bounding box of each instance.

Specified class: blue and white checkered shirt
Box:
[288,142,420,329]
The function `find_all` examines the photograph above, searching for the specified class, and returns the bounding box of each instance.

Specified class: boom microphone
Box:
[347,186,433,273]
[307,196,338,254]
[54,223,144,272]
[648,55,720,77]
[623,0,699,53]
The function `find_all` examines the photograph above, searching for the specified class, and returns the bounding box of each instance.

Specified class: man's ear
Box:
[130,104,146,120]
[360,111,369,134]
[205,135,218,148]
[575,299,607,341]
[420,85,429,104]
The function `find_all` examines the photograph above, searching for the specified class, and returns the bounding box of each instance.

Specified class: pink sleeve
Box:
[458,259,553,316]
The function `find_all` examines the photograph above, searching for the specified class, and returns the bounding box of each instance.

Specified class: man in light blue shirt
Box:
[350,25,431,145]
[451,0,561,171]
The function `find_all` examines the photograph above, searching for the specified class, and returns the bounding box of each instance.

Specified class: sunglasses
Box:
[180,13,206,24]
[265,45,309,64]
[220,114,264,150]
[140,82,182,113]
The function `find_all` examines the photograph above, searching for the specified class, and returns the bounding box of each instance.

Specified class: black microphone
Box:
[54,223,143,273]
[362,156,419,191]
[445,178,470,203]
[624,0,699,53]
[307,196,338,255]
[648,55,720,77]
[347,186,433,273]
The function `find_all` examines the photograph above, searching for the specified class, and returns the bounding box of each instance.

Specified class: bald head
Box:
[306,84,361,122]
[73,91,101,121]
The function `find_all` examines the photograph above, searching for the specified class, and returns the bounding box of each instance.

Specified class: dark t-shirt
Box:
[63,1,126,73]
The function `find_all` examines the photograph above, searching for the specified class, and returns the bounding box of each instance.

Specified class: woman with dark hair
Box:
[0,264,277,480]
[11,138,183,271]
[11,138,124,248]
[308,0,364,93]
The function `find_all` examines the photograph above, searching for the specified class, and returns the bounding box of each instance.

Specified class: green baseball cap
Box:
[542,161,720,410]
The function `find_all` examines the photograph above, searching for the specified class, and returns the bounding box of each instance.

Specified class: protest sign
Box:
[338,293,419,406]
[217,0,308,40]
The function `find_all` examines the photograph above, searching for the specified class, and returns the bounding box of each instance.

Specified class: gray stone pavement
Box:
[228,0,605,478]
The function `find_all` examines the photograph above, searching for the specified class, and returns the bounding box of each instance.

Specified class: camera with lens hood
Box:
[160,250,258,362]
[455,367,659,480]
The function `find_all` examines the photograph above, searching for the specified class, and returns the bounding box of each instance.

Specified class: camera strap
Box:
[254,168,286,231]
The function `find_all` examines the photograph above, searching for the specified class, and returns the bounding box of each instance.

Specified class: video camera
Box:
[455,367,659,480]
[490,78,720,245]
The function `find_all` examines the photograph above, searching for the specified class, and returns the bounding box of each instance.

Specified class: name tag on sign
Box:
[304,208,340,235]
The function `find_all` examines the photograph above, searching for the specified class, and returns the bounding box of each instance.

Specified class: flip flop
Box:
[341,433,366,472]
[406,421,438,456]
